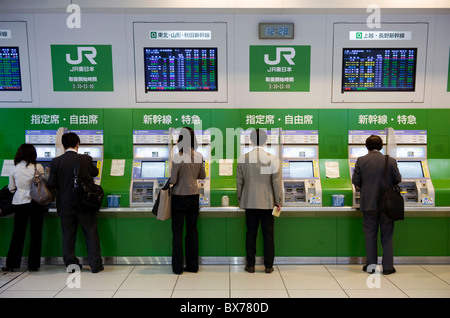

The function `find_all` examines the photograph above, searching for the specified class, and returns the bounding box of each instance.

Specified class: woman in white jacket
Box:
[2,144,47,272]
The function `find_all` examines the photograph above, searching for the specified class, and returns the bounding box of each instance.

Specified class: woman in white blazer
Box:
[2,144,47,272]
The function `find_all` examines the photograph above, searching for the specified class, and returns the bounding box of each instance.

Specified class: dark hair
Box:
[61,132,80,149]
[177,127,198,154]
[14,143,37,166]
[250,129,267,146]
[365,135,383,151]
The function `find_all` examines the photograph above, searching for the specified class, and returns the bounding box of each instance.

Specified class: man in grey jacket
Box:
[237,129,282,274]
[352,135,402,275]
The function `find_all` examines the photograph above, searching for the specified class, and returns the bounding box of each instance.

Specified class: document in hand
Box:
[272,205,281,217]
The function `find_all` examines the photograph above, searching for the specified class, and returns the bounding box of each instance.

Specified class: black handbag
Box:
[70,156,104,212]
[0,185,14,217]
[380,155,404,221]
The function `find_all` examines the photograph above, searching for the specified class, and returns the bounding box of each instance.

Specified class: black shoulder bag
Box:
[380,155,404,221]
[0,185,14,217]
[70,155,104,212]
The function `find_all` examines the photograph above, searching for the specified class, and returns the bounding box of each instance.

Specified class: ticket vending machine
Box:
[348,130,386,208]
[395,130,434,206]
[239,128,280,158]
[130,130,170,207]
[74,130,104,185]
[29,130,104,185]
[281,130,322,206]
[171,129,211,207]
[26,130,57,172]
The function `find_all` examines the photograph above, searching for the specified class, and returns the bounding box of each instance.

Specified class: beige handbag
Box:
[152,179,172,221]
[30,165,54,206]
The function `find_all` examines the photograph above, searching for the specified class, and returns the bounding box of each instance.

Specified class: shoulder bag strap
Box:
[384,155,389,186]
[73,155,81,178]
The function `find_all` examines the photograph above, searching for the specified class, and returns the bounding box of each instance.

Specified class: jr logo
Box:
[66,47,97,65]
[264,47,296,65]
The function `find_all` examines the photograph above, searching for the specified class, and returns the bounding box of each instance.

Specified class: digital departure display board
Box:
[342,48,417,92]
[144,48,218,92]
[0,47,22,91]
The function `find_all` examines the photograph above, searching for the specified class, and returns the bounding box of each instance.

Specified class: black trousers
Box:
[363,210,395,270]
[6,201,45,269]
[245,209,275,268]
[171,194,199,273]
[60,211,102,271]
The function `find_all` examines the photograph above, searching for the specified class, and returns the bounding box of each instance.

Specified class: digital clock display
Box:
[259,23,294,39]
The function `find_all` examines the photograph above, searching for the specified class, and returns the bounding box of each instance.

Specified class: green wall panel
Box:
[394,218,448,256]
[0,108,449,259]
[275,218,337,256]
[116,218,171,256]
[336,217,365,257]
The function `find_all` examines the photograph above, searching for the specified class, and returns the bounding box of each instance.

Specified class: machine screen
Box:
[78,147,102,159]
[397,161,423,178]
[241,146,277,156]
[289,161,314,178]
[141,161,166,178]
[349,147,385,159]
[282,146,317,159]
[36,146,56,159]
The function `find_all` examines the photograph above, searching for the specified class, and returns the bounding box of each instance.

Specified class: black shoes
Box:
[184,267,198,273]
[173,267,199,275]
[244,265,274,274]
[362,265,375,273]
[362,265,396,275]
[244,265,255,273]
[383,268,396,275]
[2,266,13,272]
[91,265,104,273]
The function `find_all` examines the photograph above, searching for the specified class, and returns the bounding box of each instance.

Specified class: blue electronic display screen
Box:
[289,161,314,178]
[0,47,22,91]
[144,48,218,92]
[397,161,424,178]
[342,48,416,92]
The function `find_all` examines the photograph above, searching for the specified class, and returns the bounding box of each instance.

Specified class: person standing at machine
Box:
[48,132,104,273]
[2,144,47,272]
[236,129,282,274]
[352,135,402,275]
[170,127,206,275]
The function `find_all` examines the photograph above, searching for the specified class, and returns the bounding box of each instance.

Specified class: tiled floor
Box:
[0,264,450,298]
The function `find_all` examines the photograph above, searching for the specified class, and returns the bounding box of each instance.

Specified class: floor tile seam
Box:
[170,274,181,298]
[111,265,136,298]
[275,265,292,298]
[0,270,30,292]
[419,264,450,286]
[322,264,351,298]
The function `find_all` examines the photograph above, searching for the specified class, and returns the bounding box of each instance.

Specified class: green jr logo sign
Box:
[249,45,310,92]
[50,44,114,92]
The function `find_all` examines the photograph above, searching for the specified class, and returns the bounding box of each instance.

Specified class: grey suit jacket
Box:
[352,150,402,212]
[236,148,282,210]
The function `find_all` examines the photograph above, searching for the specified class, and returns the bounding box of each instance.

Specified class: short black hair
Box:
[14,143,37,166]
[61,132,80,149]
[365,135,383,151]
[250,129,267,146]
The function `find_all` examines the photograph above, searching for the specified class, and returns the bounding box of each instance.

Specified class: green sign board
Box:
[50,45,114,91]
[249,45,310,92]
[448,47,450,92]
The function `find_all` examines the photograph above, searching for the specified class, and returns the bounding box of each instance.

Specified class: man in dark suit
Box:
[352,135,402,275]
[48,132,103,273]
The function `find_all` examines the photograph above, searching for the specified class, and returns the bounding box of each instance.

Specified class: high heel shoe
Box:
[2,266,13,272]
